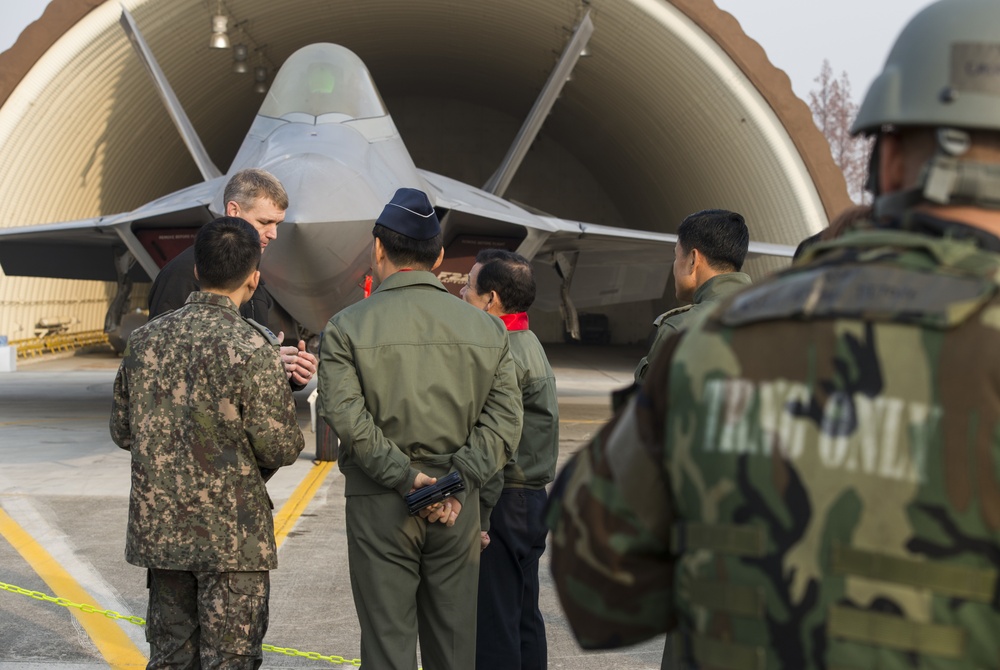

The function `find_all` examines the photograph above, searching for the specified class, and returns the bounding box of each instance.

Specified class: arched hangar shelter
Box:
[0,0,850,344]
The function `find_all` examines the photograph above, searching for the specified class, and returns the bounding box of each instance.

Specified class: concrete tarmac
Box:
[0,344,667,669]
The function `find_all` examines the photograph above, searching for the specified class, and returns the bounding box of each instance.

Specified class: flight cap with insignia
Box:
[376,188,440,240]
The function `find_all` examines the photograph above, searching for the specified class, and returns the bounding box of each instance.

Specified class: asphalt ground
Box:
[0,344,667,669]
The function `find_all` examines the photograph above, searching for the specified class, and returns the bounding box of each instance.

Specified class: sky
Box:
[1,2,49,54]
[2,0,933,105]
[713,0,931,101]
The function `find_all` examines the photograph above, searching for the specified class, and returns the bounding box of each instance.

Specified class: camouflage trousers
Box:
[145,568,269,670]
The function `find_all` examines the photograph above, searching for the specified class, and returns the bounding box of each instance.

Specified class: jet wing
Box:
[0,177,225,283]
[528,216,794,310]
[420,168,794,310]
[534,217,795,259]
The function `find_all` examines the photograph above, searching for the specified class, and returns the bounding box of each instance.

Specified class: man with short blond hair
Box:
[223,168,289,213]
[148,168,315,388]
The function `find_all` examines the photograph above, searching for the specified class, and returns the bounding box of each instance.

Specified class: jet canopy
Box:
[260,43,388,120]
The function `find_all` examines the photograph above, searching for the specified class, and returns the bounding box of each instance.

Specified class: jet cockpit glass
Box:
[260,43,388,120]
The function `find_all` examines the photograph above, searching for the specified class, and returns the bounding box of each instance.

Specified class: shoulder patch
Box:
[244,318,281,346]
[653,304,693,327]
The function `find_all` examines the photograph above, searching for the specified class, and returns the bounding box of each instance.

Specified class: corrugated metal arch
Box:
[0,0,850,342]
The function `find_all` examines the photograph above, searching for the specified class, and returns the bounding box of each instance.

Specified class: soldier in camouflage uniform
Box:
[548,1,1000,668]
[111,217,305,669]
[460,249,559,670]
[634,210,751,383]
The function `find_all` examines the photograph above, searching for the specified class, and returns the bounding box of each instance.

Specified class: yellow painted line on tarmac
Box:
[0,507,147,669]
[273,461,335,549]
[560,419,609,425]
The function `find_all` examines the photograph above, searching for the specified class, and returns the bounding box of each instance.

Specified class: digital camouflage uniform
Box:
[635,272,752,383]
[477,313,559,670]
[548,212,1000,669]
[111,291,305,669]
[318,269,522,670]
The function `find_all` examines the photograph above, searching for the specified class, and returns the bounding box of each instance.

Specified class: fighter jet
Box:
[0,8,794,350]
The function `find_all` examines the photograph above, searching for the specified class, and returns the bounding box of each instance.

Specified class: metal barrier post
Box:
[0,336,14,372]
[308,389,338,462]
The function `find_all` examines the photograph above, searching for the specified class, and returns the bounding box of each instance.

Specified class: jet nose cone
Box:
[267,154,387,224]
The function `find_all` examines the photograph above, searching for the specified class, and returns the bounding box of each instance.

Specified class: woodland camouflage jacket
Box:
[548,212,1000,669]
[111,292,304,572]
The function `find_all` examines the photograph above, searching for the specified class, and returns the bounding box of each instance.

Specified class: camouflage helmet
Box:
[852,0,1000,136]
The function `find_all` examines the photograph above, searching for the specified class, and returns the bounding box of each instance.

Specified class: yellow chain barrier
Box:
[1,581,363,666]
[262,645,361,666]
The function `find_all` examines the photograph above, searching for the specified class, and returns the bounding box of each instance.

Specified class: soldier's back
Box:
[660,226,1000,668]
[119,292,294,571]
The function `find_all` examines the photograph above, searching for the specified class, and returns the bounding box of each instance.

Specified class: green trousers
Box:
[346,490,480,670]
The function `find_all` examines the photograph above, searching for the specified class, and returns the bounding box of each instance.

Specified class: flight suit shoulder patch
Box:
[654,304,693,327]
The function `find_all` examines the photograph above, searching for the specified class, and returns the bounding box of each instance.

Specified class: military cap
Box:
[376,188,440,240]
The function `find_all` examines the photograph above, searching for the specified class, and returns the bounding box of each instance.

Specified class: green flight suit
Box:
[634,272,752,383]
[318,270,523,670]
[548,212,1000,669]
[477,316,559,668]
[480,324,560,527]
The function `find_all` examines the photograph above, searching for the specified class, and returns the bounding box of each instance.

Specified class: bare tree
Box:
[809,60,873,204]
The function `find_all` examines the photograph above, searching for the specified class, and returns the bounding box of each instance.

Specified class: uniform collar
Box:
[693,272,752,305]
[372,269,449,294]
[185,291,240,312]
[499,312,529,331]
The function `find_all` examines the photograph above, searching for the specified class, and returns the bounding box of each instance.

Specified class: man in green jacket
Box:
[548,2,1000,667]
[461,249,558,670]
[634,209,751,383]
[318,188,523,670]
[111,217,305,669]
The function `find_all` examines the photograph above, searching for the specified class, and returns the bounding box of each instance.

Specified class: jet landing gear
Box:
[105,247,147,355]
[554,251,581,342]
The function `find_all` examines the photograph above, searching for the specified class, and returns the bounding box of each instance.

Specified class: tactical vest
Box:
[665,226,1000,669]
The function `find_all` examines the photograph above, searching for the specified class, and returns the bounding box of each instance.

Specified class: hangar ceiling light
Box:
[232,43,249,73]
[253,65,268,93]
[209,3,230,50]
